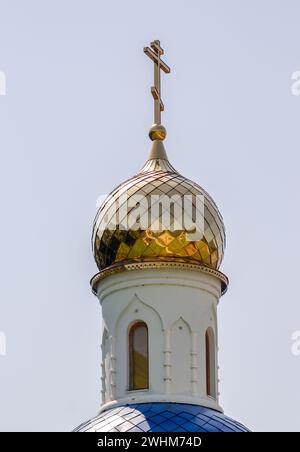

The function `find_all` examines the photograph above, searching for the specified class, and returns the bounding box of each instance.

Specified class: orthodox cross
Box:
[144,40,170,125]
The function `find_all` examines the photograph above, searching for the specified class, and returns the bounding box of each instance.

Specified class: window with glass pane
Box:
[129,322,149,390]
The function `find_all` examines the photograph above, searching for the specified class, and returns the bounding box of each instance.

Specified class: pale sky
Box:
[1,0,300,432]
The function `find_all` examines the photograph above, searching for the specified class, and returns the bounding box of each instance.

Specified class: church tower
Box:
[75,41,249,433]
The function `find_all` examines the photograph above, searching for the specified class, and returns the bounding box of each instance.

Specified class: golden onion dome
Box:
[92,132,225,272]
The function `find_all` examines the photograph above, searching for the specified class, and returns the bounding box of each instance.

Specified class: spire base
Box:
[148,140,168,161]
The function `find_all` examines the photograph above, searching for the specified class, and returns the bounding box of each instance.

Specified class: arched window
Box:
[205,328,216,399]
[129,321,149,390]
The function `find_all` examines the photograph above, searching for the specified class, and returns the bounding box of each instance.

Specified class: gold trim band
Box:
[90,259,229,296]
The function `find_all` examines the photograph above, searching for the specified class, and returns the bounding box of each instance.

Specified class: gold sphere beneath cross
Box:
[149,124,167,141]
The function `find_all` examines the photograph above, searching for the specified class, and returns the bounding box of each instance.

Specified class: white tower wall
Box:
[95,266,223,413]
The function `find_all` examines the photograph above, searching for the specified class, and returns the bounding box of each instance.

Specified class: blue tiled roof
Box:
[74,403,250,432]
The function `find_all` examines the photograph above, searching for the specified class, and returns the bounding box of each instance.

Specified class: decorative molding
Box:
[101,329,108,404]
[91,259,228,296]
[110,336,116,399]
[114,293,163,332]
[99,394,223,415]
[163,328,172,393]
[191,332,198,396]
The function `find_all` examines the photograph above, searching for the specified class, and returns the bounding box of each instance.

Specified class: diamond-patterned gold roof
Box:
[92,153,225,271]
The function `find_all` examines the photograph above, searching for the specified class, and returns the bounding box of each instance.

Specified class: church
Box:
[74,41,250,433]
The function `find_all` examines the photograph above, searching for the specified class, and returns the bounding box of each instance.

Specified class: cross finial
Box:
[144,40,170,140]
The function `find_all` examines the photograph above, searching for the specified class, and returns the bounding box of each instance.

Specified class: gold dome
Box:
[92,142,225,271]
